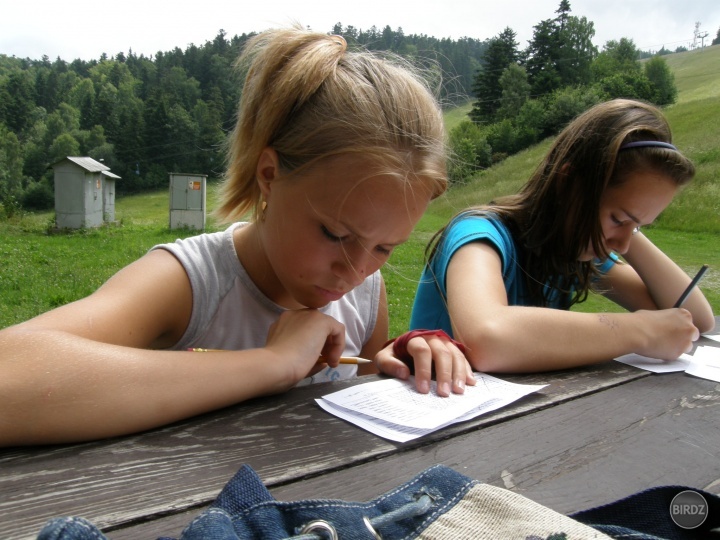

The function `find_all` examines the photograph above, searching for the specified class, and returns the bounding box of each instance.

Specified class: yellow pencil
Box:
[187,348,372,364]
[334,356,373,365]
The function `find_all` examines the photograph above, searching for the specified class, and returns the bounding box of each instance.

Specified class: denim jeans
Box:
[38,464,719,540]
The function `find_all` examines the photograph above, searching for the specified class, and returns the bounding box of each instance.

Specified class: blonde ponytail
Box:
[217,25,447,223]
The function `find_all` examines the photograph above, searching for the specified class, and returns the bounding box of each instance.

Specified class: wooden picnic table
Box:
[2,317,719,540]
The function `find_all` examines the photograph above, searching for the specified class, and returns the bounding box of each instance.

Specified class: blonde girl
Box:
[0,27,473,447]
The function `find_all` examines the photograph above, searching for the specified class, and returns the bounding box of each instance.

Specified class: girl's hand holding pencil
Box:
[187,310,368,384]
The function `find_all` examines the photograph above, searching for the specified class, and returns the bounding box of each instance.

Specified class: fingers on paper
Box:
[405,335,475,397]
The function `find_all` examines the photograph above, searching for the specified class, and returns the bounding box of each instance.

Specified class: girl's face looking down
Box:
[580,168,679,261]
[258,152,433,309]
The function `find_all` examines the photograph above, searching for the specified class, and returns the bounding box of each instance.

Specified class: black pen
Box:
[673,264,709,308]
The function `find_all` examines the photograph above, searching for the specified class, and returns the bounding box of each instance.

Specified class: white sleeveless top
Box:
[151,223,381,384]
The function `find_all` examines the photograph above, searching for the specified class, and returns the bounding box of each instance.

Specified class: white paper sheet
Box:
[684,345,720,382]
[316,373,546,442]
[615,345,720,381]
[614,352,692,373]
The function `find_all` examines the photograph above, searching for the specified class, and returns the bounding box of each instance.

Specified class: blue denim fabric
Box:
[38,464,476,540]
[165,464,475,540]
[570,485,720,540]
[37,516,107,540]
[37,465,720,540]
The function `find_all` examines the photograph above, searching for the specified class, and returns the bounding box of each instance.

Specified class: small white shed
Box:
[169,172,207,230]
[52,157,121,229]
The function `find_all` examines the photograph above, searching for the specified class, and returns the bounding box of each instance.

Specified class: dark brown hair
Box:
[427,99,695,307]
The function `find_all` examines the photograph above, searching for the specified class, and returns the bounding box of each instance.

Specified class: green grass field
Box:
[2,45,719,336]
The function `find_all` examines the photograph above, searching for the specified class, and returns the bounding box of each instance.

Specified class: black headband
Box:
[619,141,678,151]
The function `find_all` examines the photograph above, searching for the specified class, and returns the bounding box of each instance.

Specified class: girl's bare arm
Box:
[602,231,714,333]
[446,241,700,373]
[0,250,344,446]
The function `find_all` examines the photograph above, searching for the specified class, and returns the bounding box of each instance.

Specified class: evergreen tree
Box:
[93,82,119,136]
[112,84,145,188]
[525,1,596,97]
[0,126,24,203]
[525,18,561,97]
[34,63,60,111]
[193,99,225,175]
[555,0,572,29]
[470,27,519,123]
[2,70,36,134]
[68,78,95,130]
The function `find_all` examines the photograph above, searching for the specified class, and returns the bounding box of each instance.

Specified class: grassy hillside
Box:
[442,99,473,132]
[663,44,720,104]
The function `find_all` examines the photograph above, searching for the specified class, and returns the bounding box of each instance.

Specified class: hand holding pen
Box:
[674,264,709,308]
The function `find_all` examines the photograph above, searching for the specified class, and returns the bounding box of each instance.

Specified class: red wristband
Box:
[384,329,466,372]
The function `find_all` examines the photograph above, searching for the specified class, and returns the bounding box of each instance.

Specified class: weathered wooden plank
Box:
[269,371,720,512]
[108,367,720,540]
[0,361,645,540]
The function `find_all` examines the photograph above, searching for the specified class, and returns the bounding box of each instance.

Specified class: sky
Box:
[2,0,719,62]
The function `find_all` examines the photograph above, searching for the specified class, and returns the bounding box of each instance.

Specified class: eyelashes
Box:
[321,225,343,242]
[611,215,640,233]
[320,225,392,256]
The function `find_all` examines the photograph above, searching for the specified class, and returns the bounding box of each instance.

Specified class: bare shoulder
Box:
[446,240,510,319]
[448,240,504,286]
